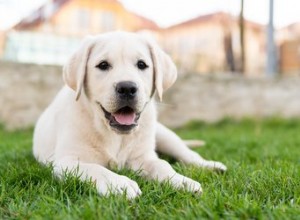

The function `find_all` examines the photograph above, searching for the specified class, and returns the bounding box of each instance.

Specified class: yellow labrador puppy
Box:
[33,31,226,199]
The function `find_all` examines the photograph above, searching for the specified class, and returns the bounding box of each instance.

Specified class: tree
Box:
[239,0,245,74]
[224,27,236,72]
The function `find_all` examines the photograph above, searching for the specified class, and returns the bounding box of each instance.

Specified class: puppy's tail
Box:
[183,140,206,148]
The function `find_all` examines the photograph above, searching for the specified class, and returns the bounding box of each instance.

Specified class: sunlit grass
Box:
[0,118,299,219]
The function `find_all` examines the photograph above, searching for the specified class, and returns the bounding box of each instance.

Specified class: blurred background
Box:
[0,0,300,129]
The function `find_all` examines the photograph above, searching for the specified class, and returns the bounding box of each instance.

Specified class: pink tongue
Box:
[113,113,136,125]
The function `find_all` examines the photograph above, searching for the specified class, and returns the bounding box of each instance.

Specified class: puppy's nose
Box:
[116,81,138,99]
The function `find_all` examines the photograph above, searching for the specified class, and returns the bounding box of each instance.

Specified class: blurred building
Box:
[0,1,299,76]
[0,31,5,58]
[160,12,266,75]
[278,23,300,75]
[2,0,158,65]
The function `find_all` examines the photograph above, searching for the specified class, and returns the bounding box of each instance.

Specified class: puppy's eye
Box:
[137,60,148,70]
[96,61,111,71]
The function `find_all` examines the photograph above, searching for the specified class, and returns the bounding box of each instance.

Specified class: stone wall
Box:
[0,62,63,129]
[158,74,300,127]
[1,61,300,129]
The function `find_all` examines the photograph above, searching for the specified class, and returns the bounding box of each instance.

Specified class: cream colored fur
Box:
[33,31,226,199]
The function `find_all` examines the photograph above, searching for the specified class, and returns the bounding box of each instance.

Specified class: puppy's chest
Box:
[104,137,137,169]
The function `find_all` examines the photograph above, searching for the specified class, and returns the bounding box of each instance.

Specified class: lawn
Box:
[0,118,299,219]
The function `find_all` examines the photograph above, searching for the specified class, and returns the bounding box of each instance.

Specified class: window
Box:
[100,11,116,32]
[78,8,90,29]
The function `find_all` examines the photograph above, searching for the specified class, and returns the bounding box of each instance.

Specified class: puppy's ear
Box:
[148,39,177,101]
[63,36,95,100]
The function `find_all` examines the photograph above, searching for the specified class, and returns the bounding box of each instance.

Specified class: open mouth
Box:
[98,103,141,133]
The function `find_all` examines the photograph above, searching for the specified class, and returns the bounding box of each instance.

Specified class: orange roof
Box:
[165,11,264,32]
[15,0,70,30]
[281,22,300,32]
[131,13,159,30]
[167,12,230,28]
[14,0,158,31]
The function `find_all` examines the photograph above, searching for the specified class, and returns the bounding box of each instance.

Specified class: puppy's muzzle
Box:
[97,81,141,134]
[100,104,141,134]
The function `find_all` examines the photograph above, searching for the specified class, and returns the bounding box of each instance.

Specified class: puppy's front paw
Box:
[210,161,227,171]
[96,175,141,199]
[195,160,227,172]
[185,152,227,172]
[169,174,203,194]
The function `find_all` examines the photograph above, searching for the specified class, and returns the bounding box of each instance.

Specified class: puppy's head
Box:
[63,31,177,134]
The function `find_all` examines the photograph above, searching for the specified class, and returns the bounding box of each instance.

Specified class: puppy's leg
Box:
[183,139,206,148]
[128,153,202,194]
[156,122,227,171]
[54,156,141,199]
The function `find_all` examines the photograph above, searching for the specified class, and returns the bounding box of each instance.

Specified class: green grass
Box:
[0,118,300,219]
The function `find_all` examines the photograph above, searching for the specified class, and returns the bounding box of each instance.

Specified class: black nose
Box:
[115,81,138,99]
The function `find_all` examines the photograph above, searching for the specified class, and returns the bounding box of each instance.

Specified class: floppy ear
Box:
[63,36,95,101]
[148,40,177,101]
